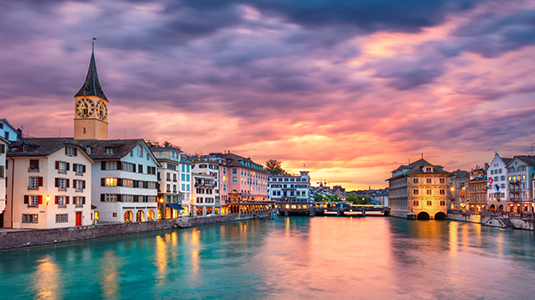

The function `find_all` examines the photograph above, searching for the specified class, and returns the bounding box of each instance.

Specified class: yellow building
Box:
[388,158,451,219]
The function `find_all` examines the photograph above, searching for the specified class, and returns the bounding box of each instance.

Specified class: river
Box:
[1,217,535,299]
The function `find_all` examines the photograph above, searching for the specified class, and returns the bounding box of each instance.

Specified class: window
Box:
[427,189,432,195]
[74,196,85,206]
[22,214,38,223]
[137,145,143,157]
[440,189,445,195]
[413,201,419,206]
[75,179,85,191]
[232,176,237,183]
[425,167,432,172]
[186,174,190,181]
[74,163,85,175]
[426,179,432,184]
[103,194,117,202]
[232,168,237,175]
[439,178,445,183]
[57,161,67,173]
[427,201,432,206]
[440,201,446,206]
[56,214,68,223]
[122,162,135,172]
[29,177,42,189]
[56,178,68,190]
[187,184,190,191]
[413,189,419,195]
[29,159,39,171]
[167,173,171,181]
[413,178,418,184]
[66,147,77,157]
[29,195,40,206]
[104,161,118,170]
[106,178,117,186]
[55,196,66,206]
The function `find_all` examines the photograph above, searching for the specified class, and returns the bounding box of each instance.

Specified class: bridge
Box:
[276,202,390,217]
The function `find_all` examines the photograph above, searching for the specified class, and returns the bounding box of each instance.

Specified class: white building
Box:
[4,139,94,229]
[192,172,217,216]
[269,171,311,202]
[151,145,189,218]
[0,119,22,142]
[506,156,535,213]
[78,139,160,223]
[487,152,512,212]
[0,136,9,226]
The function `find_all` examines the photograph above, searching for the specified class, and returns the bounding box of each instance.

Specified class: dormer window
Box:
[105,147,114,154]
[425,167,432,172]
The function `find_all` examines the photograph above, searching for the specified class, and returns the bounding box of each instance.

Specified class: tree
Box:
[265,159,287,175]
[346,193,359,203]
[314,192,325,202]
[326,194,340,202]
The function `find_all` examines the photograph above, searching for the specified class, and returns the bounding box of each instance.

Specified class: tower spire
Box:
[75,38,107,100]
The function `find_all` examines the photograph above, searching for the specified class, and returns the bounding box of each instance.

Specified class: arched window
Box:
[136,210,145,222]
[124,210,133,222]
[147,210,155,221]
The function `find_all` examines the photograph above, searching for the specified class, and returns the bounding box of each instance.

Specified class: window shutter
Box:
[74,148,78,156]
[82,197,86,205]
[83,165,86,173]
[101,194,105,202]
[73,179,77,187]
[117,161,122,170]
[55,161,59,170]
[65,147,68,155]
[38,195,43,204]
[117,194,122,202]
[55,196,59,205]
[24,195,29,204]
[55,178,59,187]
[38,177,43,187]
[82,180,86,189]
[73,163,77,170]
[101,161,106,170]
[66,163,70,171]
[101,178,105,186]
[66,179,70,188]
[0,144,4,153]
[66,196,69,204]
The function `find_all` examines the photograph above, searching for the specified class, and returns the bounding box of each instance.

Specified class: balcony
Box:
[510,197,522,202]
[195,182,216,188]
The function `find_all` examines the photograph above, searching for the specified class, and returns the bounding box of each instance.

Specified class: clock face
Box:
[96,100,108,121]
[76,98,94,118]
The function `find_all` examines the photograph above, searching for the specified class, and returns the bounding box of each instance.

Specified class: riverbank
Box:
[448,212,535,230]
[0,212,271,250]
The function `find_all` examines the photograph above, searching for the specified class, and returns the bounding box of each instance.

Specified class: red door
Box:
[76,212,82,226]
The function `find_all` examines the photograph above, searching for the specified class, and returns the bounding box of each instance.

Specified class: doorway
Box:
[76,212,82,226]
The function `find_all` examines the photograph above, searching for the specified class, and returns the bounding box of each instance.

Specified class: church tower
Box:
[74,43,109,140]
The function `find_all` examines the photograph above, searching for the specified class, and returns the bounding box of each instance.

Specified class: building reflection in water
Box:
[33,255,61,300]
[190,229,200,277]
[449,221,458,257]
[154,235,168,285]
[100,250,120,300]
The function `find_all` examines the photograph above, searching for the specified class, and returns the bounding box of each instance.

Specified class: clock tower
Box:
[74,44,109,140]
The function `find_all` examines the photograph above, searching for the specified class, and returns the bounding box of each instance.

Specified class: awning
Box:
[166,203,185,210]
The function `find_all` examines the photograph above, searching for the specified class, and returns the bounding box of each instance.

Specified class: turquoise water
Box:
[1,217,535,299]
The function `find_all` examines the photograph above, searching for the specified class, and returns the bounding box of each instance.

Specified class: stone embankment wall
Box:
[448,212,535,230]
[0,212,270,250]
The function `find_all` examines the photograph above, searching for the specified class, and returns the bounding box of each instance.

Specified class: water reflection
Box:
[2,218,535,299]
[100,250,120,300]
[34,255,61,300]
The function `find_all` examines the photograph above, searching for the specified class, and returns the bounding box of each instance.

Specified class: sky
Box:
[1,0,535,191]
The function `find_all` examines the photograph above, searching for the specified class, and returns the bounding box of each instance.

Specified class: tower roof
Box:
[75,47,108,101]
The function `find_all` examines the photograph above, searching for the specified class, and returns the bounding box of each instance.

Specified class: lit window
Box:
[106,178,118,186]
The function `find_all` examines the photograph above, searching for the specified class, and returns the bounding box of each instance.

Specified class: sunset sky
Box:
[1,0,535,191]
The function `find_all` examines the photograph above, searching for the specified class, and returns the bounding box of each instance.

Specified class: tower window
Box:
[83,128,86,134]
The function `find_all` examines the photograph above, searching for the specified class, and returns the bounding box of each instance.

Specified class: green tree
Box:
[265,159,287,175]
[357,196,373,204]
[326,194,340,202]
[346,193,359,203]
[314,192,325,202]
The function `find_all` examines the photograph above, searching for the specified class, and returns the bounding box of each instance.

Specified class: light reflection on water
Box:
[2,217,535,299]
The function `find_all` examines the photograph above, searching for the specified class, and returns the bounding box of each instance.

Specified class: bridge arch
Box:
[417,212,430,220]
[435,212,447,220]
